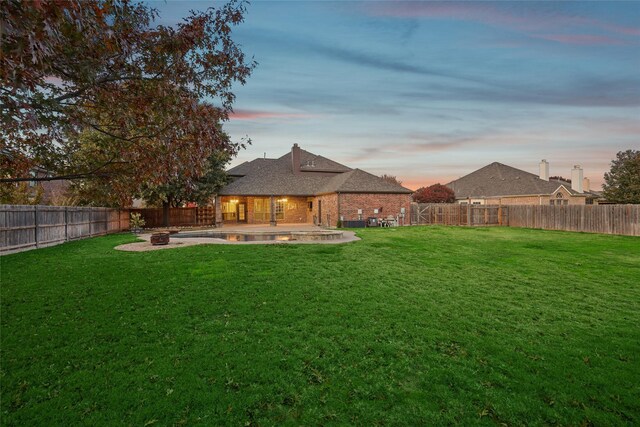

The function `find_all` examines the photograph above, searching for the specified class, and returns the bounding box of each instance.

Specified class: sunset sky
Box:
[157,1,640,190]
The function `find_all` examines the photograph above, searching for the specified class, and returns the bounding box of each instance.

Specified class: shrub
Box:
[130,212,146,232]
[413,184,456,203]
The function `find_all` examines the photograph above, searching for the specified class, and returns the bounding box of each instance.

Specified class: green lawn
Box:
[1,227,639,426]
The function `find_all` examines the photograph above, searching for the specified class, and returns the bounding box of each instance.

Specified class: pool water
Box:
[172,230,343,242]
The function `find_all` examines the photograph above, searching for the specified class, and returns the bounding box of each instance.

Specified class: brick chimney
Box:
[291,143,301,175]
[583,177,590,192]
[539,159,549,181]
[571,165,584,193]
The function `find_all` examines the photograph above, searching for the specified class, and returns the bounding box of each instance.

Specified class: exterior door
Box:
[237,203,247,222]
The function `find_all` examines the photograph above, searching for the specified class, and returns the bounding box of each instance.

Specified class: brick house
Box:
[215,144,413,227]
[446,160,599,205]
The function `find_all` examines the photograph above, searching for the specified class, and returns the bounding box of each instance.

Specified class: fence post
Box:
[467,205,471,226]
[64,207,68,241]
[2,205,6,249]
[89,208,93,236]
[34,205,39,248]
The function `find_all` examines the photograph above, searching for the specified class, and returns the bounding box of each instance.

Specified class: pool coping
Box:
[114,230,360,252]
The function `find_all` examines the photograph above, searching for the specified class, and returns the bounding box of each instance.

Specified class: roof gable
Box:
[446,162,589,198]
[276,149,351,173]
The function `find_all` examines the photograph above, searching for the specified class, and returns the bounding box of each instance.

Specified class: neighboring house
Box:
[215,144,413,227]
[446,160,599,205]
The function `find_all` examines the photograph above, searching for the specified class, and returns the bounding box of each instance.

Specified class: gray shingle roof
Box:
[219,147,412,196]
[318,169,412,194]
[298,150,351,173]
[446,162,595,198]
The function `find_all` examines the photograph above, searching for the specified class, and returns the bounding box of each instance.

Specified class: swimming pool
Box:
[172,230,344,242]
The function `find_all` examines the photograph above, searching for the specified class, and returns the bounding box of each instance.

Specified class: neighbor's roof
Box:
[219,147,412,196]
[446,162,595,198]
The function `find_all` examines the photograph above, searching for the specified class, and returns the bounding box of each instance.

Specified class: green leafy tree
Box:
[603,150,640,204]
[0,182,44,205]
[63,130,139,207]
[140,149,231,226]
[65,127,233,214]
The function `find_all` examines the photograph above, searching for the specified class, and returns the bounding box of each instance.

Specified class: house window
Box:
[552,192,568,206]
[472,202,481,205]
[254,198,271,221]
[222,201,237,220]
[276,199,285,220]
[308,201,313,211]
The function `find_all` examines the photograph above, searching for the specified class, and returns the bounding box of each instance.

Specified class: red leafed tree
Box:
[413,184,456,203]
[0,0,255,197]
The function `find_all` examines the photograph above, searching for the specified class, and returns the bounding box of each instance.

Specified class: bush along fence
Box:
[0,205,130,255]
[411,203,639,236]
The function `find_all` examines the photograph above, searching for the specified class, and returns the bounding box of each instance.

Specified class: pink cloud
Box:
[362,2,640,44]
[599,22,640,37]
[364,2,586,31]
[229,109,316,120]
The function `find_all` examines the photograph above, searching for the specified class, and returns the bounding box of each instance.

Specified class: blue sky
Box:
[156,1,640,190]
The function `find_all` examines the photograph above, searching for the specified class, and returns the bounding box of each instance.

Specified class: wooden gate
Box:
[411,203,505,226]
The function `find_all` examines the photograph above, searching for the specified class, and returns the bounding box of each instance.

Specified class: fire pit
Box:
[150,232,170,246]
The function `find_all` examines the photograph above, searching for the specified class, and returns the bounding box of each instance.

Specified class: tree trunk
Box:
[162,201,170,227]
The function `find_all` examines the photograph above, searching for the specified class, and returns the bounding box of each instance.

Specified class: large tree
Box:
[1,0,254,190]
[413,184,456,203]
[140,148,231,225]
[602,150,640,204]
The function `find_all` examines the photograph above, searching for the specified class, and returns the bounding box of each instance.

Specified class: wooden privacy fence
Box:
[411,203,639,236]
[1,205,130,255]
[129,206,215,228]
[412,203,506,226]
[508,204,639,236]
